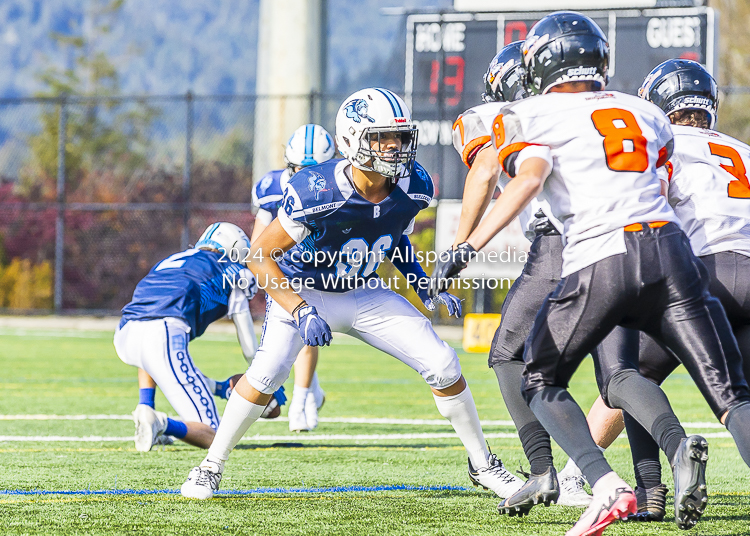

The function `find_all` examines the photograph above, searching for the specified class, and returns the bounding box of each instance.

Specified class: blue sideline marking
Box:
[1,484,473,497]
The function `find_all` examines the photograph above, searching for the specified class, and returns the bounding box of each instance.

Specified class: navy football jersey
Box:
[252,169,289,220]
[120,249,246,339]
[276,159,433,291]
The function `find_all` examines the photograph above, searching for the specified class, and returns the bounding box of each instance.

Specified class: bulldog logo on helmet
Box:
[344,99,376,124]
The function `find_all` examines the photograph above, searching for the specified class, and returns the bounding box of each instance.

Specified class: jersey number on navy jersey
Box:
[708,142,750,199]
[336,234,393,278]
[155,249,199,271]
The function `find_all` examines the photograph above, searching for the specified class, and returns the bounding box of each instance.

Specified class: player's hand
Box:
[428,242,477,298]
[421,291,463,318]
[239,268,259,300]
[295,305,332,346]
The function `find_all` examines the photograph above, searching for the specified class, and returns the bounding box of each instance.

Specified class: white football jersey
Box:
[493,91,678,277]
[453,103,563,241]
[665,125,750,258]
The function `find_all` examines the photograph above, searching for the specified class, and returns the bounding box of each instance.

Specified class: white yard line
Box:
[0,414,727,428]
[0,431,734,442]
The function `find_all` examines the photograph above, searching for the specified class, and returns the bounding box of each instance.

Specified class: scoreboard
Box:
[405,7,717,199]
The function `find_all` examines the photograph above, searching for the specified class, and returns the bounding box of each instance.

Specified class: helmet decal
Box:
[344,99,376,124]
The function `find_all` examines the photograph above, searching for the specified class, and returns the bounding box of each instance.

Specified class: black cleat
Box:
[672,435,709,530]
[626,484,668,522]
[497,466,560,517]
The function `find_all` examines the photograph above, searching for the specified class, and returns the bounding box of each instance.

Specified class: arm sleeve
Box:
[232,310,258,366]
[390,235,429,298]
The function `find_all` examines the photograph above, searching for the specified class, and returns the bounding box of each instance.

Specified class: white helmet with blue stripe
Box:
[335,88,418,182]
[284,124,335,169]
[195,222,250,255]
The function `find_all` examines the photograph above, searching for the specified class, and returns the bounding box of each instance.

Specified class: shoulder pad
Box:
[282,161,346,222]
[453,104,500,168]
[404,162,434,209]
[253,170,284,209]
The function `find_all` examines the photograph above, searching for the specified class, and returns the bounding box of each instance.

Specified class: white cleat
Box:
[132,404,167,452]
[288,402,310,432]
[557,474,593,507]
[313,386,326,410]
[565,472,636,536]
[468,453,525,499]
[304,390,320,430]
[180,462,222,500]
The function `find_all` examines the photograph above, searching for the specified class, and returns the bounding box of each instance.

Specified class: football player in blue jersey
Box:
[115,222,285,452]
[252,123,335,432]
[181,88,526,500]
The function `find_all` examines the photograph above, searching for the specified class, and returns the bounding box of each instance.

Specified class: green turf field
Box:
[0,326,748,535]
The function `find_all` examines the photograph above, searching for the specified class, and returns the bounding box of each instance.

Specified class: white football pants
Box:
[247,283,462,394]
[114,318,220,429]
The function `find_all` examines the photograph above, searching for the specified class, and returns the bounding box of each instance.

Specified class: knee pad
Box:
[601,368,641,409]
[423,347,462,390]
[245,353,293,395]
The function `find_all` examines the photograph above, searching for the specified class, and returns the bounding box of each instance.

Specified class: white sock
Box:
[291,385,310,412]
[205,391,266,466]
[433,382,490,469]
[310,371,320,392]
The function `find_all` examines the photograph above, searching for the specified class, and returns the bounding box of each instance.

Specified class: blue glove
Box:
[418,287,463,318]
[295,305,332,346]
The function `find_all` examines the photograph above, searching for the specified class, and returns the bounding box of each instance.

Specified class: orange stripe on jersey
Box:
[665,161,674,182]
[453,116,465,147]
[497,142,546,175]
[624,221,669,232]
[657,145,670,168]
[462,135,491,168]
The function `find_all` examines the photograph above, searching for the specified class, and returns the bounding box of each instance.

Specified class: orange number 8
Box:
[591,108,649,172]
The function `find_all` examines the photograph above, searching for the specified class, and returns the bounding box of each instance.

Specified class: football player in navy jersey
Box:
[181,88,526,500]
[252,124,335,432]
[115,222,285,452]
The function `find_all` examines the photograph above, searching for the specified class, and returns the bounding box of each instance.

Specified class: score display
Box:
[405,7,716,199]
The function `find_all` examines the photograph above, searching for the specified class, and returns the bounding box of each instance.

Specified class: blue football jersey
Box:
[276,159,433,292]
[252,169,289,220]
[120,249,246,339]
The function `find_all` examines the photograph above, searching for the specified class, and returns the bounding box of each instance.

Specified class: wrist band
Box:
[292,301,308,317]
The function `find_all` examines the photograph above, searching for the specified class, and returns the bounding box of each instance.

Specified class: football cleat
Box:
[498,466,559,516]
[626,484,668,522]
[558,472,592,508]
[468,453,525,499]
[132,404,168,452]
[565,472,636,536]
[180,462,222,500]
[672,435,709,530]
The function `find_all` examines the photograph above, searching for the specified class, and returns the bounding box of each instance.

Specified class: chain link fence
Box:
[0,90,748,315]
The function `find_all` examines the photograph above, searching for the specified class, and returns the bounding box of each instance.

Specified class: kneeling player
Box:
[115,223,285,451]
[180,88,524,500]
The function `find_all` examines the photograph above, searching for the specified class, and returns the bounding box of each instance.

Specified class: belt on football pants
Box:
[624,220,669,232]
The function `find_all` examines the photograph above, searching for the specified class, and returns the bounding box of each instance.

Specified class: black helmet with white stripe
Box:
[523,11,609,95]
[482,41,528,103]
[638,59,718,129]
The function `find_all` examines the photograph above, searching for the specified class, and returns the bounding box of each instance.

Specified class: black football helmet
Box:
[523,11,609,95]
[482,41,528,103]
[638,59,718,129]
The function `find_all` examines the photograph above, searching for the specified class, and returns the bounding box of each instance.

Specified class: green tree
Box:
[20,0,156,201]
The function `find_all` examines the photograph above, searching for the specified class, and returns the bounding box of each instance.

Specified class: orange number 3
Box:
[708,142,750,199]
[591,108,649,172]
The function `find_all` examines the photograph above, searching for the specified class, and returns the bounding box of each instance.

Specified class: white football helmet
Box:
[284,124,335,169]
[335,88,418,181]
[195,222,250,255]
